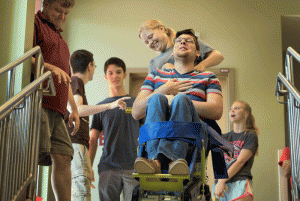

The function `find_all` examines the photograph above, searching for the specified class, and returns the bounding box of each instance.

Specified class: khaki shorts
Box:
[39,108,74,166]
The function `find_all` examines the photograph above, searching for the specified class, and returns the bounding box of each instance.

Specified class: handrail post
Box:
[7,69,16,100]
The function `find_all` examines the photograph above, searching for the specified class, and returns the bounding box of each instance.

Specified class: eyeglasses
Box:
[174,37,195,44]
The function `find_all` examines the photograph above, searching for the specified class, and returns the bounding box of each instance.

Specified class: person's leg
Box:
[235,196,253,201]
[166,94,201,174]
[121,169,139,201]
[169,93,201,122]
[38,108,52,166]
[143,94,170,170]
[98,170,122,201]
[71,144,91,201]
[50,111,74,201]
[225,180,253,201]
[145,93,169,124]
[169,93,209,155]
[51,153,72,201]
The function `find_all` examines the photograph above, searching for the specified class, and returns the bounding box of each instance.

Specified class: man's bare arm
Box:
[192,93,223,120]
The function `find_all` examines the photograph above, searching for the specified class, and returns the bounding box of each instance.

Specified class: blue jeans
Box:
[145,94,202,161]
[71,143,92,201]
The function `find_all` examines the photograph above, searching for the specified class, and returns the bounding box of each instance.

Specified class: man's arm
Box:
[194,50,224,71]
[192,93,223,120]
[32,57,71,86]
[67,84,80,135]
[89,128,101,166]
[132,79,193,120]
[67,95,129,117]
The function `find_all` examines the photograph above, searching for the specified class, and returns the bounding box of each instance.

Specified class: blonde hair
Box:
[138,19,176,40]
[235,100,259,135]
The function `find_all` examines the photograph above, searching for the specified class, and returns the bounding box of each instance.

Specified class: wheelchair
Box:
[132,121,234,201]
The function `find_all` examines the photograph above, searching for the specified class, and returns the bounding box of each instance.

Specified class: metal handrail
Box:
[0,71,54,119]
[285,47,300,85]
[276,46,300,200]
[0,46,56,201]
[276,72,300,105]
[0,46,46,99]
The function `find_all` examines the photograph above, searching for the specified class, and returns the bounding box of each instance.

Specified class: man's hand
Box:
[68,109,80,135]
[162,63,175,70]
[109,97,131,110]
[162,79,193,95]
[214,180,227,198]
[48,65,71,86]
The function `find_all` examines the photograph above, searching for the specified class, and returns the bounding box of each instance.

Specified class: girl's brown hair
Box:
[236,100,259,135]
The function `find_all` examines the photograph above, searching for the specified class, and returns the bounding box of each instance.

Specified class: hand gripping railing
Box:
[276,46,300,201]
[0,46,55,201]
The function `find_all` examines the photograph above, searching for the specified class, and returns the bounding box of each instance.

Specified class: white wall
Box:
[62,0,300,200]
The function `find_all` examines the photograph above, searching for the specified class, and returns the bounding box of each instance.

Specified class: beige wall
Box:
[63,0,300,200]
[0,0,36,104]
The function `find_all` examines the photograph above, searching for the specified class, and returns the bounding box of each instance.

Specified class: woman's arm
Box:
[194,50,224,71]
[214,149,254,197]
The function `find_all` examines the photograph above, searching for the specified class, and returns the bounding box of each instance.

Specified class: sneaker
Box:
[134,157,161,174]
[168,159,189,175]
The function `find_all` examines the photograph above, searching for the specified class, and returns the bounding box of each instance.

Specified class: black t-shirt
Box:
[91,95,144,173]
[222,130,258,182]
[65,76,89,148]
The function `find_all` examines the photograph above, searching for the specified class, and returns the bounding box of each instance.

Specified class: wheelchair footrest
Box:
[133,173,190,192]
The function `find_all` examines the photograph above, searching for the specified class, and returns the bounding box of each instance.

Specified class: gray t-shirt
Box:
[91,95,143,173]
[222,130,258,182]
[148,39,213,73]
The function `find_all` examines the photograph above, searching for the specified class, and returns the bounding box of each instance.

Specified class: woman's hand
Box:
[214,180,227,198]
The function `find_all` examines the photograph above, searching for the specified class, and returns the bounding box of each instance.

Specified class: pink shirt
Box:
[33,11,70,116]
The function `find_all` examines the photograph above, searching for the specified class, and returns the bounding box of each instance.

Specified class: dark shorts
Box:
[39,108,74,165]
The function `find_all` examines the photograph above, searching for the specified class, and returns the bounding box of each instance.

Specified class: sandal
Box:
[168,158,189,175]
[134,157,161,174]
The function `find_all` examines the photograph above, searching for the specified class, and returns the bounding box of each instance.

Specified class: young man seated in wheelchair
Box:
[132,29,223,175]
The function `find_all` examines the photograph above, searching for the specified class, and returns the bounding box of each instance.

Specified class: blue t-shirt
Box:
[91,95,143,173]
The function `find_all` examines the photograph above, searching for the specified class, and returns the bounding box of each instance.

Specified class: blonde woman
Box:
[213,101,259,201]
[139,19,224,72]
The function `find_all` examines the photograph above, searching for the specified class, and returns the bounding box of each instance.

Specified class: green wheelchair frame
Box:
[132,142,207,200]
[132,121,234,200]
